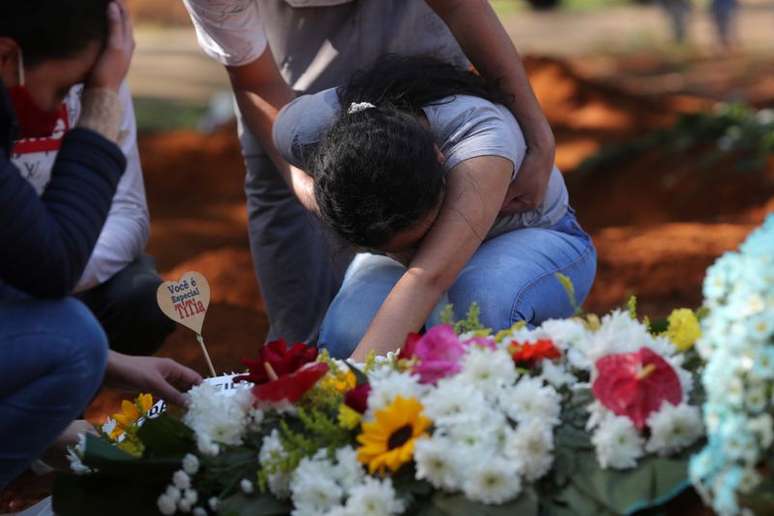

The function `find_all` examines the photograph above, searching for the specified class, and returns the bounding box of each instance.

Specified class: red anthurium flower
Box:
[236,338,318,385]
[254,362,329,403]
[397,333,421,361]
[509,339,561,368]
[592,347,683,430]
[236,339,326,403]
[344,383,372,414]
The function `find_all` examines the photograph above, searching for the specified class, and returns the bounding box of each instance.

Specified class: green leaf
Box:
[218,492,292,516]
[344,360,370,387]
[427,487,538,516]
[137,414,195,457]
[562,446,698,515]
[555,273,582,316]
[83,434,180,480]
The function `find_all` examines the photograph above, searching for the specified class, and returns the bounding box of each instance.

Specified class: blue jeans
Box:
[0,298,108,488]
[318,210,597,358]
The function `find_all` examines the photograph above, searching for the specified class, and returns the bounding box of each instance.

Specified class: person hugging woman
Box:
[273,55,597,360]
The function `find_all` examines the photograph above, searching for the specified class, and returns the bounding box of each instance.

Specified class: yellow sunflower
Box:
[356,396,431,474]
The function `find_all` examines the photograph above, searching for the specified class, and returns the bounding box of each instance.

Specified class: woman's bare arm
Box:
[350,155,513,360]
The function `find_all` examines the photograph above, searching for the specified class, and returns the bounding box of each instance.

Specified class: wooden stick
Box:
[196,333,217,377]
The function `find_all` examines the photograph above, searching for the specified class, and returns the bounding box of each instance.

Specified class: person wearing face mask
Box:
[0,0,202,488]
[6,6,176,358]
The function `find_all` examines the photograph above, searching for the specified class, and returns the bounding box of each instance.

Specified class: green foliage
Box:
[578,103,774,175]
[218,492,292,516]
[556,273,583,316]
[137,414,195,458]
[440,303,490,334]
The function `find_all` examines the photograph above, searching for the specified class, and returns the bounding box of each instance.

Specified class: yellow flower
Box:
[338,404,362,430]
[666,308,701,351]
[111,393,154,435]
[320,370,357,394]
[356,396,431,474]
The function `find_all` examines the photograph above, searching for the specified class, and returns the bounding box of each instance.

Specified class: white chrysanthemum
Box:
[157,493,177,515]
[645,402,704,456]
[240,478,254,495]
[172,470,191,490]
[291,471,343,516]
[586,311,676,364]
[414,436,461,490]
[192,508,207,516]
[332,446,366,492]
[366,370,424,415]
[445,406,505,452]
[184,382,253,451]
[248,407,265,431]
[538,359,577,388]
[505,419,555,481]
[539,319,592,370]
[420,376,487,427]
[592,415,645,469]
[344,476,404,516]
[182,454,200,476]
[462,457,523,505]
[165,486,182,503]
[183,489,198,506]
[458,348,518,396]
[66,433,93,475]
[208,497,219,511]
[259,429,291,499]
[499,377,561,426]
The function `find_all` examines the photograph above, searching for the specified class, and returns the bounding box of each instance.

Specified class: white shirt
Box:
[182,0,269,67]
[11,83,150,292]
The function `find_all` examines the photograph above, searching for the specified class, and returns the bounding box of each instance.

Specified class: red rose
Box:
[592,347,682,429]
[510,339,561,368]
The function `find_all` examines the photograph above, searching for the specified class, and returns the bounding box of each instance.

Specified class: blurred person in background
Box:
[0,0,201,488]
[182,0,557,346]
[660,0,738,50]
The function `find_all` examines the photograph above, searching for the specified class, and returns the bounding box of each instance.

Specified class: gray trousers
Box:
[237,114,352,343]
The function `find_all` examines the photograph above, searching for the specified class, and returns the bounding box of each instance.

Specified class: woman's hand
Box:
[87,0,135,92]
[104,351,203,407]
[500,128,555,214]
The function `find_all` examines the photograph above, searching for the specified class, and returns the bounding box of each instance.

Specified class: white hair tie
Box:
[347,101,376,115]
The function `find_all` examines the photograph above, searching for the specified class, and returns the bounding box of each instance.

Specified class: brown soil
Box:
[2,55,772,513]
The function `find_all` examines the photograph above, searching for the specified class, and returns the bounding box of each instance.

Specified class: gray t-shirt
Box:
[273,88,569,238]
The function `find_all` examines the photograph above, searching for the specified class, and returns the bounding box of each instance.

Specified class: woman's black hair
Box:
[312,55,509,249]
[0,0,111,68]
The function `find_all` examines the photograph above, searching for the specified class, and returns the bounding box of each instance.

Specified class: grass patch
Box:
[133,96,209,133]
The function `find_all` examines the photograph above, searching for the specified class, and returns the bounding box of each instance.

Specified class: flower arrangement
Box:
[689,214,774,516]
[54,297,709,516]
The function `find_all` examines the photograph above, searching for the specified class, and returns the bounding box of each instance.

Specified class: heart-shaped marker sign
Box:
[157,271,211,335]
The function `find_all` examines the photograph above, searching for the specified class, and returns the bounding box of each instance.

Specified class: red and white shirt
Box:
[11,83,149,292]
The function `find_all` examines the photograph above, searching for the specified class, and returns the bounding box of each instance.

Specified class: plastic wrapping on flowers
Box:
[689,214,774,516]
